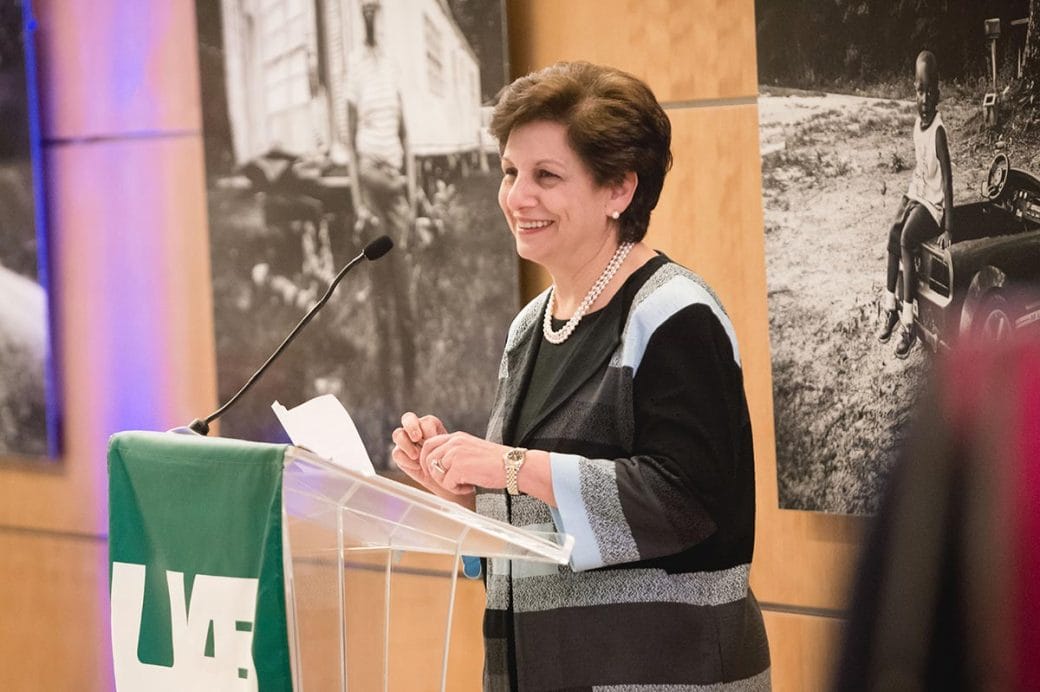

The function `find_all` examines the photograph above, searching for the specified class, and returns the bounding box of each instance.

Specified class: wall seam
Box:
[0,523,106,543]
[43,128,201,147]
[758,600,847,621]
[661,95,758,111]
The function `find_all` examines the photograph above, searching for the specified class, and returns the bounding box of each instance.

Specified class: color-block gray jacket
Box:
[478,255,771,691]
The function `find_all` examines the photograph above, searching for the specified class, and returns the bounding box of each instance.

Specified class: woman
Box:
[392,62,770,691]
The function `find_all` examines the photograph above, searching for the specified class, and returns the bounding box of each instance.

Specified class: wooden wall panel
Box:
[0,0,213,532]
[288,552,485,691]
[762,610,845,691]
[0,136,216,535]
[0,2,212,689]
[0,533,485,692]
[506,0,758,102]
[0,531,111,689]
[35,0,202,138]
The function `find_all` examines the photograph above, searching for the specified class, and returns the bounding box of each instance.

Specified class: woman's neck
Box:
[549,241,656,318]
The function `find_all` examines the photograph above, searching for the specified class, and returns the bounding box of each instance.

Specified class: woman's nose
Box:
[506,174,535,211]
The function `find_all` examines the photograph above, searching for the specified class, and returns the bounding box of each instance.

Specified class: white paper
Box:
[272,394,375,475]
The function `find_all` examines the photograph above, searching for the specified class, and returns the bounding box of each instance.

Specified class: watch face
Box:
[506,448,524,462]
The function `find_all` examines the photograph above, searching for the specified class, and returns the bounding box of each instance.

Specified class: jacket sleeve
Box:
[549,302,751,571]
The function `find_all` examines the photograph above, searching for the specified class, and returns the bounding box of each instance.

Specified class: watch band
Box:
[503,447,527,495]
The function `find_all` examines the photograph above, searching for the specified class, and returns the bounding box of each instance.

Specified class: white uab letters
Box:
[111,561,259,691]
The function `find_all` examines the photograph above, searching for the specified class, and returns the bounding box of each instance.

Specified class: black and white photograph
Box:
[194,0,515,465]
[756,0,1040,513]
[0,0,51,459]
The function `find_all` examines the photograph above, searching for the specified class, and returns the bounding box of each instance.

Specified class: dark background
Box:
[756,0,1031,89]
[0,0,37,281]
[0,0,49,458]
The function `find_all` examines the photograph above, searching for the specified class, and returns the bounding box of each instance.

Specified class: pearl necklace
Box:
[543,242,634,344]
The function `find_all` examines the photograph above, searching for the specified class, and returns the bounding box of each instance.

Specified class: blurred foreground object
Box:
[836,329,1040,690]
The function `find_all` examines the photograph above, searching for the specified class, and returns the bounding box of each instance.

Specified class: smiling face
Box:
[498,120,621,275]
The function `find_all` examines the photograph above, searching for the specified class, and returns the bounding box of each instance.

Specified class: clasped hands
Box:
[391,412,508,499]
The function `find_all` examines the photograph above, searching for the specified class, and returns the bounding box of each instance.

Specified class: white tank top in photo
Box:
[906,112,946,225]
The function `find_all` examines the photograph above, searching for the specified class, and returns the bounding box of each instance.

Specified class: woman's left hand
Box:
[419,432,509,495]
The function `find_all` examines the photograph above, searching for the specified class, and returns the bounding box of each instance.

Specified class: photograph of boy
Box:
[756,1,1040,514]
[877,51,954,359]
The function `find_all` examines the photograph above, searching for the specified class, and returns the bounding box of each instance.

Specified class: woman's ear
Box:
[610,171,638,211]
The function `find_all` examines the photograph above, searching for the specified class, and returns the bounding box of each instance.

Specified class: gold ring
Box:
[430,459,445,474]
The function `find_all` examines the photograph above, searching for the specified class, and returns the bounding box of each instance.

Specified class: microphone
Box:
[187,235,394,435]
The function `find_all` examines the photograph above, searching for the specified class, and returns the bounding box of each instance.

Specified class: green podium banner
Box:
[108,431,293,691]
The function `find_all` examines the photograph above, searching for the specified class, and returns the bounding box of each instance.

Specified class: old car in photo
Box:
[913,154,1040,350]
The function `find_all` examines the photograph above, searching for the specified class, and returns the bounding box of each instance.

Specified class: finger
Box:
[428,457,447,478]
[418,433,450,466]
[442,478,475,495]
[391,428,420,460]
[418,415,445,440]
[439,463,459,490]
[400,412,423,443]
[391,447,422,475]
[419,434,451,477]
[391,427,413,451]
[418,432,455,474]
[441,466,475,495]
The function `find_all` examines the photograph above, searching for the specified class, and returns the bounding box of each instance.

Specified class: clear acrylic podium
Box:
[281,447,574,691]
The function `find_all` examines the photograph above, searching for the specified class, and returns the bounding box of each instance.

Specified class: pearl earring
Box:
[610,210,620,220]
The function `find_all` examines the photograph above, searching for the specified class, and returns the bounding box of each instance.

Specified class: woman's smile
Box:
[514,218,554,233]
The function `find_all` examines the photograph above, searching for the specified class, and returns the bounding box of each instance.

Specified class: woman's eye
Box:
[502,167,517,178]
[537,170,559,180]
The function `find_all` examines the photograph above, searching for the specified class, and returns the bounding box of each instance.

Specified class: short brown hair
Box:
[490,62,672,243]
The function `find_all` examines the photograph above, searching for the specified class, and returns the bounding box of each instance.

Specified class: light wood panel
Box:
[0,136,216,535]
[0,531,112,690]
[0,1,213,688]
[651,106,765,338]
[506,0,758,103]
[0,530,485,692]
[288,552,485,691]
[761,610,845,692]
[34,0,202,138]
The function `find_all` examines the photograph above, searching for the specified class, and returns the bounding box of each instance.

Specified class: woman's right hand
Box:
[391,412,475,503]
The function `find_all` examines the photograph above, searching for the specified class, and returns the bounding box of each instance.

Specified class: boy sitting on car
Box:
[877,50,954,358]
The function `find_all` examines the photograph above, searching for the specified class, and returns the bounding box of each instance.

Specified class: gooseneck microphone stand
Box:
[187,235,394,435]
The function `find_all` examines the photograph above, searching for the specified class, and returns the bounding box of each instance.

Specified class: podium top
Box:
[283,446,574,564]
